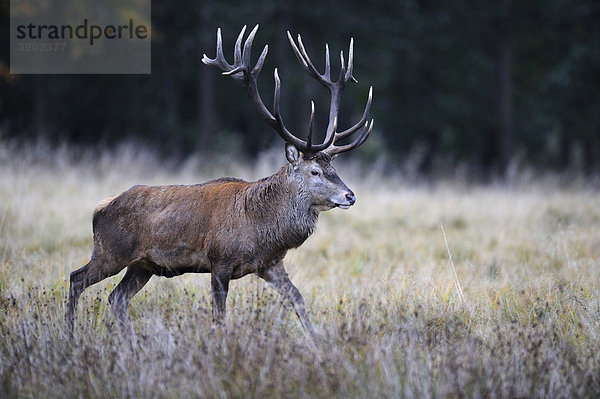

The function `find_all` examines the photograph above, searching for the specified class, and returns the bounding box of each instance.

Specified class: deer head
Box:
[202,25,373,210]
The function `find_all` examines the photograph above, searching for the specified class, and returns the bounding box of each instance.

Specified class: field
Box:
[1,143,599,398]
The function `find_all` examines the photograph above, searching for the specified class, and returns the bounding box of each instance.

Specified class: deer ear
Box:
[285,143,302,166]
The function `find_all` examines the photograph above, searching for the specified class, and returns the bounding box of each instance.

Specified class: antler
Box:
[286,32,374,157]
[202,25,373,157]
[202,25,330,154]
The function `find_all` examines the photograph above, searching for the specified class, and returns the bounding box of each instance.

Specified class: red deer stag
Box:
[66,25,373,341]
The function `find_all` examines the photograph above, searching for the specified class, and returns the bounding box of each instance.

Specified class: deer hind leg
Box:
[66,256,124,331]
[258,262,319,343]
[108,265,153,327]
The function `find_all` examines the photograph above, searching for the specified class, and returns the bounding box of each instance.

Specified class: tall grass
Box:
[1,142,599,398]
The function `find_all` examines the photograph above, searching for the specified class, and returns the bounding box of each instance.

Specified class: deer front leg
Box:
[258,262,319,343]
[211,266,231,322]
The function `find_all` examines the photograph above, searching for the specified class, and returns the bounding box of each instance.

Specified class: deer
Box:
[65,25,373,342]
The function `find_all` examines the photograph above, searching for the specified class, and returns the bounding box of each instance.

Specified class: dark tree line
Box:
[1,0,599,175]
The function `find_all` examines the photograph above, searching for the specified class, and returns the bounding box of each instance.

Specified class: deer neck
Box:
[245,165,318,250]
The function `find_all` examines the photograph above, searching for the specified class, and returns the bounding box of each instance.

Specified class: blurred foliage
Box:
[0,0,599,175]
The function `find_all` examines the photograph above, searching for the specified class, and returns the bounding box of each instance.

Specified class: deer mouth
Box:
[335,203,352,210]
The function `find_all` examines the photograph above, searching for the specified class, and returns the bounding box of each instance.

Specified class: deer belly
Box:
[145,244,211,274]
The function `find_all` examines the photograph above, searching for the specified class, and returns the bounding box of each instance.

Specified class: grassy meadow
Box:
[1,143,599,398]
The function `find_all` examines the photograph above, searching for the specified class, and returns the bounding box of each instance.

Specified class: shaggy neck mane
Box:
[243,165,318,250]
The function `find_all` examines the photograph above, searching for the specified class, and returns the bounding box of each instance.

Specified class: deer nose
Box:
[345,192,356,205]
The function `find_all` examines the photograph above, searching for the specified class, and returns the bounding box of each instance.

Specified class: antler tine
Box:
[273,68,309,149]
[286,32,307,68]
[324,44,331,81]
[202,28,231,71]
[335,86,373,140]
[216,28,225,63]
[307,101,315,149]
[287,32,320,81]
[297,35,323,82]
[338,50,346,84]
[325,119,373,157]
[346,38,358,83]
[313,116,336,152]
[233,25,246,66]
[242,24,259,68]
[251,44,268,77]
[273,68,281,113]
[357,120,374,147]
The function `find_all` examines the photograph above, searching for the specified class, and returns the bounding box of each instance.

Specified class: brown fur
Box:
[93,195,118,215]
[66,150,355,341]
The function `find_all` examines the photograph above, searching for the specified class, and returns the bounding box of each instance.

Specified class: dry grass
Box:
[1,142,599,398]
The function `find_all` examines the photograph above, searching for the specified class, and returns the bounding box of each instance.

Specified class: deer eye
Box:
[311,170,320,176]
